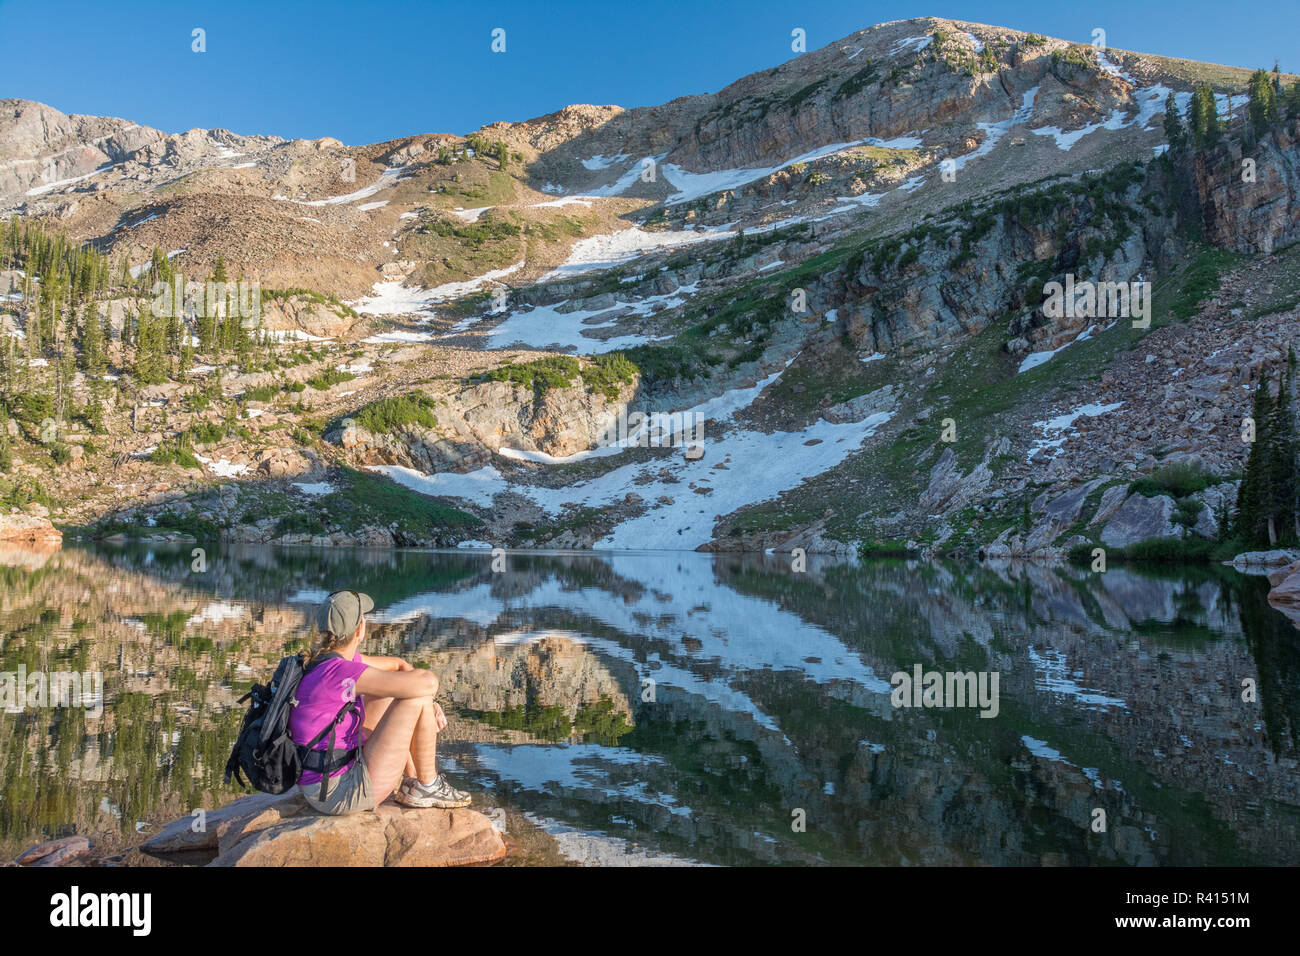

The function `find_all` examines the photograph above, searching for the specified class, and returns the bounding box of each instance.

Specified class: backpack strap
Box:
[223,749,246,788]
[300,698,362,803]
[303,651,344,675]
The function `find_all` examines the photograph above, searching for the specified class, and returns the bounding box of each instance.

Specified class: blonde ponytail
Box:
[303,628,348,665]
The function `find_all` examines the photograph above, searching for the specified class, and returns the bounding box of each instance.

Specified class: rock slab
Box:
[144,792,506,867]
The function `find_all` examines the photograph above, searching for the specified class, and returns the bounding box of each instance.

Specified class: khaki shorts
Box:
[298,750,377,815]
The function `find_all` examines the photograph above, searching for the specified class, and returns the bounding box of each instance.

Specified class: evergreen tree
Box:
[131,308,168,386]
[1248,68,1277,136]
[1235,366,1300,547]
[1203,85,1223,147]
[79,302,105,372]
[1163,92,1187,150]
[1187,83,1222,148]
[1263,364,1297,544]
[1235,382,1272,544]
[0,407,11,473]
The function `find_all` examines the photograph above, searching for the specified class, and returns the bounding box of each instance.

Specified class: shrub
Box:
[1068,537,1220,564]
[151,442,201,469]
[243,383,281,402]
[580,352,639,400]
[481,356,581,394]
[351,392,439,433]
[1128,462,1216,499]
[306,368,356,391]
[152,510,220,539]
[185,422,226,445]
[275,512,326,536]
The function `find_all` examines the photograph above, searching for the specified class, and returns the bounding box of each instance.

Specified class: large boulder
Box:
[145,792,505,867]
[917,447,991,516]
[1231,549,1300,573]
[820,385,897,424]
[1099,493,1177,548]
[0,513,62,545]
[1267,559,1300,588]
[1268,563,1300,629]
[1088,483,1130,528]
[254,447,313,478]
[141,791,289,854]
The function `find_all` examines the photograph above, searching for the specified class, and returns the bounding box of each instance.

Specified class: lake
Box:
[1,542,1297,866]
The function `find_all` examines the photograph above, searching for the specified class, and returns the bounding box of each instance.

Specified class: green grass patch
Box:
[321,466,481,535]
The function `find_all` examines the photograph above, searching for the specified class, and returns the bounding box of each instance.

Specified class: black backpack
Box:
[224,652,361,803]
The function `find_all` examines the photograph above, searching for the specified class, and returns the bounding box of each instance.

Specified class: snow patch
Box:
[1027,402,1123,460]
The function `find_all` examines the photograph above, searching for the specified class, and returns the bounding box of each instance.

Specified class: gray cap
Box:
[317,589,375,638]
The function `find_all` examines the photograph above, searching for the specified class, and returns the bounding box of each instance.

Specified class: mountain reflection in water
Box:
[0,542,1296,866]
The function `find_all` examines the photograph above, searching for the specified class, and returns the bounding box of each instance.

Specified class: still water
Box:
[1,542,1297,866]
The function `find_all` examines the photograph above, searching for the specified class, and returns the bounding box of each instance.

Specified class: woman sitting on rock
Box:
[289,589,472,814]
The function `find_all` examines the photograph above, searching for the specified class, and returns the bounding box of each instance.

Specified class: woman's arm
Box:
[359,654,413,672]
[354,666,439,700]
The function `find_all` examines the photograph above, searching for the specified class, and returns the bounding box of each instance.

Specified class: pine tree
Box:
[1248,68,1277,136]
[79,302,105,372]
[1203,84,1222,147]
[131,307,168,385]
[1187,83,1222,148]
[1164,92,1187,150]
[1235,367,1300,547]
[1263,365,1297,544]
[1235,382,1273,544]
[0,407,11,474]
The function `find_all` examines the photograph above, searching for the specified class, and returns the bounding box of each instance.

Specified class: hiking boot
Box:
[394,773,473,809]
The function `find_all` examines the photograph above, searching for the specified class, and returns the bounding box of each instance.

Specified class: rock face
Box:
[259,295,359,338]
[0,513,63,544]
[455,380,631,457]
[1099,493,1177,547]
[918,446,993,516]
[143,792,506,867]
[336,376,635,474]
[820,385,897,423]
[1198,120,1300,254]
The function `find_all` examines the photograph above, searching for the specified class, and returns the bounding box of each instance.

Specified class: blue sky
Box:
[1,0,1295,144]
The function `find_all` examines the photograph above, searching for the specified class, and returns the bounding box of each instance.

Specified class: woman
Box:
[289,588,472,814]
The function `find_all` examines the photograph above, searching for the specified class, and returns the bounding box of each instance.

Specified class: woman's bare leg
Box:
[362,696,437,800]
[362,695,416,779]
[409,698,438,781]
